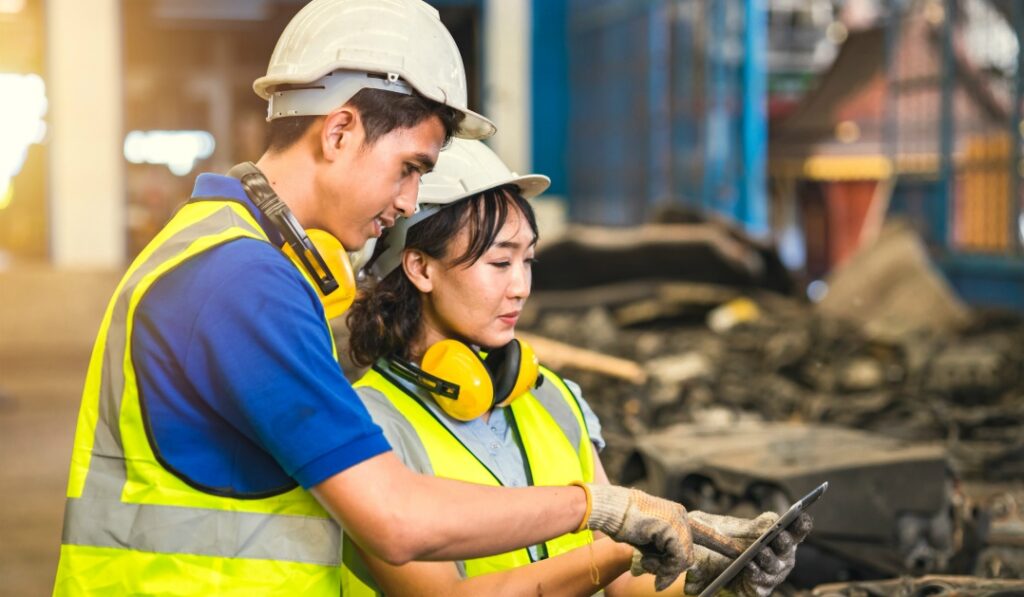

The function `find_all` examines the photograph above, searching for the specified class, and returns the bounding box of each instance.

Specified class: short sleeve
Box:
[159,239,391,489]
[561,378,606,452]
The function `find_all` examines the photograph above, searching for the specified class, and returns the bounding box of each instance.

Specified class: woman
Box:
[344,139,807,596]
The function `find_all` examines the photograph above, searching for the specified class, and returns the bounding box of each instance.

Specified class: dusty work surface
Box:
[0,266,118,597]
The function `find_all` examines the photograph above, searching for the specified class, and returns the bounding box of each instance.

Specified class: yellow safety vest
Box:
[341,363,596,596]
[53,199,342,596]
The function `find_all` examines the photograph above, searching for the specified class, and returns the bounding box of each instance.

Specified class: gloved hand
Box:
[684,510,813,597]
[585,484,693,591]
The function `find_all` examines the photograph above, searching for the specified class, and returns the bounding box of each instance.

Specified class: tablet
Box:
[698,482,828,597]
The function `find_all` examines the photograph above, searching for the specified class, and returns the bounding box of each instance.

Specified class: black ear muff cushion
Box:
[484,340,522,406]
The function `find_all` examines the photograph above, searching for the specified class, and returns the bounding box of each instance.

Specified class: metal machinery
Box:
[621,422,987,585]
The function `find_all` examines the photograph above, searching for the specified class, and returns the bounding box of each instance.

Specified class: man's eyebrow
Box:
[410,153,435,173]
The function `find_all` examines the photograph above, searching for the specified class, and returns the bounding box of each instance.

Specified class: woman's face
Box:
[415,206,536,352]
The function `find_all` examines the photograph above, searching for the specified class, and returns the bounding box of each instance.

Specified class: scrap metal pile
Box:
[519,220,1024,588]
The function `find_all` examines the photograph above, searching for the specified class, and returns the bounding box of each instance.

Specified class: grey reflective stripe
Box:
[67,202,339,566]
[352,382,466,582]
[531,373,583,454]
[63,495,341,566]
[356,385,436,475]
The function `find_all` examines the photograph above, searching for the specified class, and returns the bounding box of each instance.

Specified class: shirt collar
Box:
[190,173,283,245]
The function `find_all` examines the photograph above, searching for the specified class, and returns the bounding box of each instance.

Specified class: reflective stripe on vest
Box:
[341,364,595,596]
[53,200,341,596]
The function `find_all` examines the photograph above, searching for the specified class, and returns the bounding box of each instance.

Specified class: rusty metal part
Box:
[688,518,745,559]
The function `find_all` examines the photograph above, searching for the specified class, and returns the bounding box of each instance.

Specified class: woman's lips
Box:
[498,312,520,325]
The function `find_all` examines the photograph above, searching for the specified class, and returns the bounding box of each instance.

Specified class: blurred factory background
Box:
[2,0,1021,308]
[2,0,1024,595]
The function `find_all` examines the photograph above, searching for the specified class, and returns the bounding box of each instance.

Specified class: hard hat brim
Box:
[455,107,497,140]
[510,174,551,200]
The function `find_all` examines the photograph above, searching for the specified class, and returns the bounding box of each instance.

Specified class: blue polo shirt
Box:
[132,173,390,496]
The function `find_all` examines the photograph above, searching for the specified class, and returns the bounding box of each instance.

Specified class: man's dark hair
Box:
[265,88,464,152]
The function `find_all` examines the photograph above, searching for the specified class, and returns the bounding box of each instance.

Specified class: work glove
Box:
[586,484,694,591]
[683,510,813,597]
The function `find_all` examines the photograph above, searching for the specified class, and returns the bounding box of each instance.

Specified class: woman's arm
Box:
[359,536,634,597]
[312,452,587,564]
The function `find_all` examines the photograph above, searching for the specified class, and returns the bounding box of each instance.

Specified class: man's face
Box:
[313,114,445,251]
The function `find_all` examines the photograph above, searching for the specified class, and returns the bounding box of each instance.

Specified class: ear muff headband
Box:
[391,338,540,421]
[228,162,357,318]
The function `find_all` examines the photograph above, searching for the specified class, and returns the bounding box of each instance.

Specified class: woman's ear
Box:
[402,250,434,293]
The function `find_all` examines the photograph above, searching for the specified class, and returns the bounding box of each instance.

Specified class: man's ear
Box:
[321,107,358,161]
[403,250,434,293]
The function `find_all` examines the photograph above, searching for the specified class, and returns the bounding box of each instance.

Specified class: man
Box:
[52,1,694,594]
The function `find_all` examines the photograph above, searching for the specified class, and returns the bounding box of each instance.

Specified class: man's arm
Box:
[312,451,587,565]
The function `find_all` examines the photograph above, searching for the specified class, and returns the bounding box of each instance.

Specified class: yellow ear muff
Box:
[495,338,539,408]
[421,339,493,421]
[281,229,356,320]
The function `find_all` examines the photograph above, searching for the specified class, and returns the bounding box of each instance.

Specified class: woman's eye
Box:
[491,261,511,268]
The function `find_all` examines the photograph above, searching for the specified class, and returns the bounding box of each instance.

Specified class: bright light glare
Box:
[0,73,48,209]
[123,130,215,176]
[0,0,26,14]
[0,179,13,210]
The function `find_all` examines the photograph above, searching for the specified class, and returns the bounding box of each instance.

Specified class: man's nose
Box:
[395,194,414,217]
[396,177,419,217]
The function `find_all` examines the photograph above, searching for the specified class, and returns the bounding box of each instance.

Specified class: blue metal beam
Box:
[531,0,569,196]
[702,0,729,214]
[647,1,671,209]
[739,0,768,235]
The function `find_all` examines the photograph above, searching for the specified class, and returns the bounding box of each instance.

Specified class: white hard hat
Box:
[368,138,550,277]
[253,0,495,140]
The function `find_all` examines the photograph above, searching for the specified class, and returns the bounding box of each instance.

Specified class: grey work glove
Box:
[684,510,813,597]
[586,484,694,591]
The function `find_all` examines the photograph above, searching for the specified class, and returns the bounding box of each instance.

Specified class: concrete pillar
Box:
[484,0,531,175]
[46,0,124,267]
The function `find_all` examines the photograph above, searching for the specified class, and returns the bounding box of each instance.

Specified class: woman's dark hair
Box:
[266,87,464,152]
[347,185,539,368]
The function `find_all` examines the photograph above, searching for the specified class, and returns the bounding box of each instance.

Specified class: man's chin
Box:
[347,238,377,271]
[338,231,370,252]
